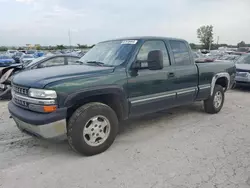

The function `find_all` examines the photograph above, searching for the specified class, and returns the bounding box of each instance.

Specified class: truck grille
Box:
[12,84,29,109]
[12,85,28,96]
[13,97,29,108]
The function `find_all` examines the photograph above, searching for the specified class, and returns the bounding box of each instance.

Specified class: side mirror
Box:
[147,50,163,70]
[131,50,164,70]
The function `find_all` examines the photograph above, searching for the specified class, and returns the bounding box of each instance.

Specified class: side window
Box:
[67,57,79,65]
[170,41,192,65]
[39,57,65,68]
[137,40,170,66]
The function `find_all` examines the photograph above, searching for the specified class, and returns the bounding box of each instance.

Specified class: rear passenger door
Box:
[128,40,176,116]
[168,40,198,104]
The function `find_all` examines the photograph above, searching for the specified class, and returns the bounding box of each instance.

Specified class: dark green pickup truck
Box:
[8,37,236,155]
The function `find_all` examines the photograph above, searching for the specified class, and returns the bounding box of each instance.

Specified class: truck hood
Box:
[236,64,250,71]
[13,65,115,88]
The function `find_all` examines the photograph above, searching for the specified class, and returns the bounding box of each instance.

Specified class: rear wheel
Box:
[204,85,224,114]
[67,102,119,156]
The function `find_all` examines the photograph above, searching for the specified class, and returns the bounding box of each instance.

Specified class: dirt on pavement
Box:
[0,89,250,188]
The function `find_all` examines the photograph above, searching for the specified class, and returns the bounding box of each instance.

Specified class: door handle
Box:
[168,72,175,78]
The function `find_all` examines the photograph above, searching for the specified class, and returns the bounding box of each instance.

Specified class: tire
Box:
[67,102,119,156]
[204,84,225,114]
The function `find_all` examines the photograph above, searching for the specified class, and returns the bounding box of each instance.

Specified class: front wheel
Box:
[204,85,225,114]
[67,102,119,156]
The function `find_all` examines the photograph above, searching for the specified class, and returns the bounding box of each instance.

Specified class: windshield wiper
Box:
[86,61,105,66]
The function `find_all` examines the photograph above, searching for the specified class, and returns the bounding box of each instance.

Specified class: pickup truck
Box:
[8,37,236,156]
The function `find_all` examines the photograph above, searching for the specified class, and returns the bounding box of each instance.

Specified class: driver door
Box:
[127,40,176,117]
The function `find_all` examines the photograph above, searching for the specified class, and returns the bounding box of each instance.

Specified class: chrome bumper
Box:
[13,116,67,139]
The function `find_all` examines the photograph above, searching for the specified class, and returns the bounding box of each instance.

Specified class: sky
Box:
[0,0,250,46]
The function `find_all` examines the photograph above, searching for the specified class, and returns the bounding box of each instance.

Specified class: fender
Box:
[210,72,230,96]
[64,85,129,119]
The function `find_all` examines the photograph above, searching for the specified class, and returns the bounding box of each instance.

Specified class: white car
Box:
[6,50,17,57]
[20,54,35,64]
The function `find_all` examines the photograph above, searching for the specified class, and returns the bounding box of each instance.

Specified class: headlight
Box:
[28,88,57,99]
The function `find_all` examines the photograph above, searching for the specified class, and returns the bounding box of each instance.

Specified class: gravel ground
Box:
[0,89,250,188]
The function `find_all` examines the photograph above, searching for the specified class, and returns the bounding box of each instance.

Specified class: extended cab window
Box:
[137,40,170,66]
[170,41,191,65]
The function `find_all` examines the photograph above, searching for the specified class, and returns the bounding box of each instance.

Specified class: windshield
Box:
[78,40,136,66]
[25,56,46,67]
[9,51,16,53]
[235,54,250,64]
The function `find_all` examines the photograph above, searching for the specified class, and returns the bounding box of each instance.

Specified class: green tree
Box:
[0,46,8,51]
[237,41,246,48]
[189,43,196,49]
[197,25,214,50]
[77,44,88,49]
[56,45,66,50]
[36,46,42,50]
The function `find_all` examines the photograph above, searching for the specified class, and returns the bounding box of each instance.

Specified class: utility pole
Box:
[68,29,72,51]
[217,36,219,45]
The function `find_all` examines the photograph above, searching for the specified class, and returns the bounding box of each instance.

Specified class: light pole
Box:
[68,29,72,51]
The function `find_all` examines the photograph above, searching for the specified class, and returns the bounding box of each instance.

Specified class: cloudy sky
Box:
[0,0,250,46]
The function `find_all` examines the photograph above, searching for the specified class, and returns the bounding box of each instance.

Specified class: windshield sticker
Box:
[121,40,138,45]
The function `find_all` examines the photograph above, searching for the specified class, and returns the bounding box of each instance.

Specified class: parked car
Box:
[216,54,241,62]
[6,50,17,57]
[26,50,37,55]
[8,36,235,156]
[0,54,81,99]
[234,54,250,87]
[0,55,15,67]
[232,47,250,55]
[12,52,25,63]
[20,54,35,64]
[34,51,44,58]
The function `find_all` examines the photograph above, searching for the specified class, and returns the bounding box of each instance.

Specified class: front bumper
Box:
[8,101,67,139]
[235,74,250,87]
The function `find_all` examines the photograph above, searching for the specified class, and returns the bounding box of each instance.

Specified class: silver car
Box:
[235,54,250,87]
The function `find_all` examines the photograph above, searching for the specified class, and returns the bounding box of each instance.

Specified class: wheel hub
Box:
[213,91,222,108]
[83,115,111,146]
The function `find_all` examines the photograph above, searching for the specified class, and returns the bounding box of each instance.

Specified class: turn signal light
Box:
[43,105,57,113]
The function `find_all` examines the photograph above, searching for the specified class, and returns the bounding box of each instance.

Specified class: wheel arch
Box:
[210,72,230,96]
[64,85,129,121]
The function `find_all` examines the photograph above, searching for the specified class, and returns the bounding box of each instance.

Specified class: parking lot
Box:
[0,88,249,188]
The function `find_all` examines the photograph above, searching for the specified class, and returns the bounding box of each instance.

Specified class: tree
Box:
[56,45,66,50]
[0,46,8,51]
[197,25,214,50]
[77,44,88,49]
[189,43,196,49]
[237,41,246,48]
[36,46,42,50]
